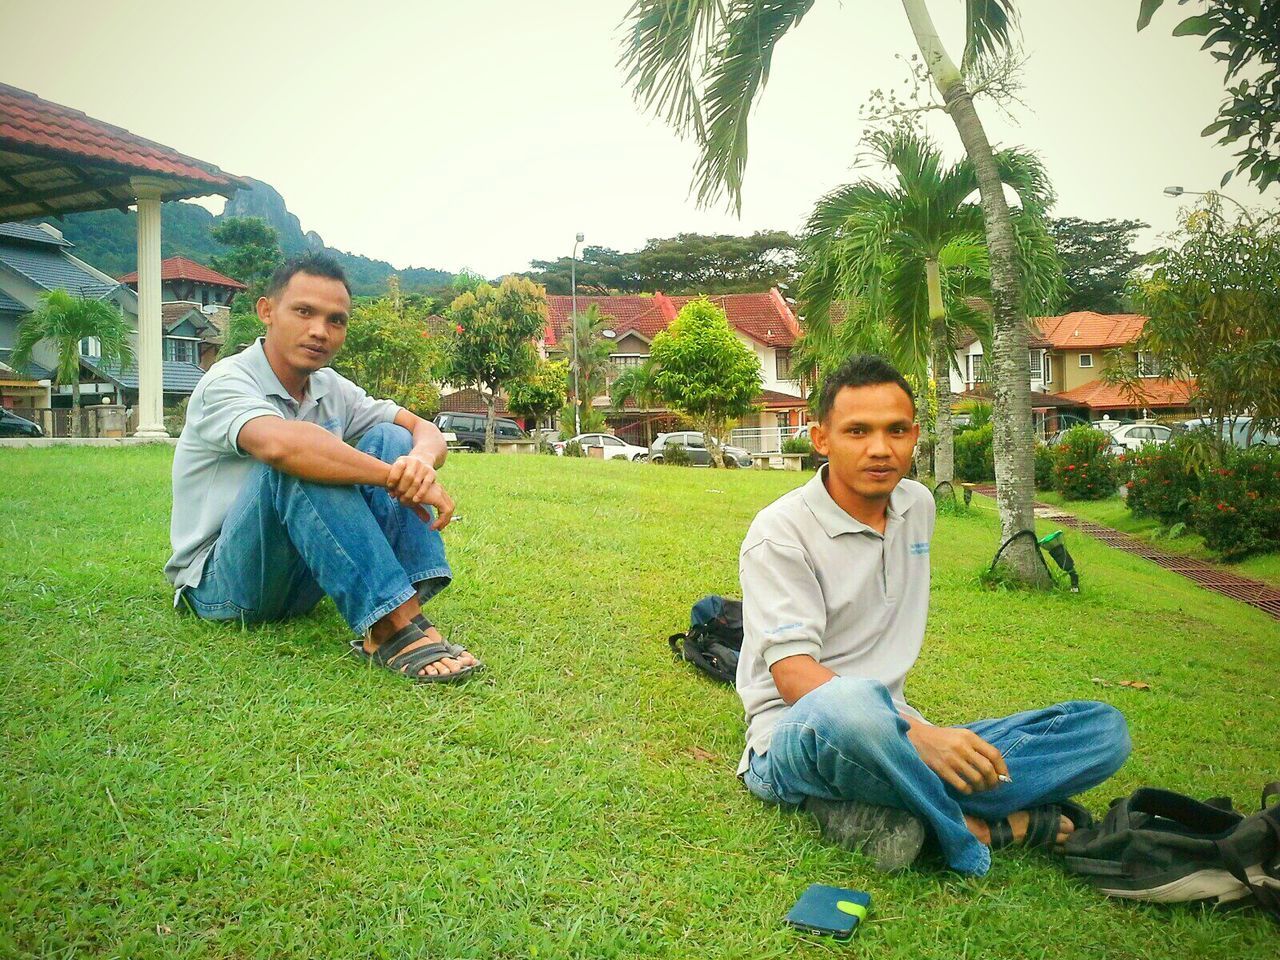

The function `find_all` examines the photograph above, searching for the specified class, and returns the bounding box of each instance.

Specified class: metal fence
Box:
[728,425,806,453]
[22,405,134,438]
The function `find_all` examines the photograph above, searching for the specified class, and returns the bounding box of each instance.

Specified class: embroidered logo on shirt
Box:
[765,622,803,635]
[909,541,930,556]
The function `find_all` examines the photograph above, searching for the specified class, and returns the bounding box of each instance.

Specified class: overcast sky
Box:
[2,0,1269,277]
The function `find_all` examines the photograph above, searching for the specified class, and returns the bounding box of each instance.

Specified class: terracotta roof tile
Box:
[437,387,515,418]
[1054,378,1195,411]
[0,83,244,190]
[1035,312,1147,350]
[119,255,246,288]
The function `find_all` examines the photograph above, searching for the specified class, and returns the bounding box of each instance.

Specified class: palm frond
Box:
[620,0,726,137]
[963,0,1019,68]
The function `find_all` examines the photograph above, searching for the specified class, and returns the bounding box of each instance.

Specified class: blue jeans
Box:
[744,676,1131,876]
[183,423,452,635]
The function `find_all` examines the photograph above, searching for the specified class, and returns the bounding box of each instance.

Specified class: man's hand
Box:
[906,724,1009,794]
[386,454,455,531]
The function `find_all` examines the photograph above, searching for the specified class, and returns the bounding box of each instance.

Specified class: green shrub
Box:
[954,423,995,482]
[1052,426,1117,500]
[661,442,690,466]
[1034,442,1055,491]
[1190,445,1280,560]
[1121,437,1199,526]
[781,434,812,455]
[563,440,584,458]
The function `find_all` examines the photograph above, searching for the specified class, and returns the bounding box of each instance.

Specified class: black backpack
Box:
[1063,781,1280,920]
[668,595,743,684]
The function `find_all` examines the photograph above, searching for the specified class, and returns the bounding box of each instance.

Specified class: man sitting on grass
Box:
[736,355,1129,874]
[165,254,480,683]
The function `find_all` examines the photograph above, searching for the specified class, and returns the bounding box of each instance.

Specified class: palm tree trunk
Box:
[70,377,81,439]
[901,0,1047,584]
[932,321,955,484]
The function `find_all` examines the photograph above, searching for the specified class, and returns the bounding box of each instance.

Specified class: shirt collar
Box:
[800,463,915,538]
[246,337,328,403]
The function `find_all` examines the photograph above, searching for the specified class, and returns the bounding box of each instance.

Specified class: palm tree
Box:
[565,304,616,432]
[610,359,661,448]
[12,290,135,438]
[622,0,1051,582]
[797,128,1062,483]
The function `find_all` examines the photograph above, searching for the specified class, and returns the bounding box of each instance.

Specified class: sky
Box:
[1,0,1270,278]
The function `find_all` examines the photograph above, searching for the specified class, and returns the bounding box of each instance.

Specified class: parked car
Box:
[561,433,648,461]
[0,408,43,438]
[432,411,528,450]
[648,431,754,467]
[1108,421,1172,454]
[1091,418,1132,435]
[1172,416,1280,448]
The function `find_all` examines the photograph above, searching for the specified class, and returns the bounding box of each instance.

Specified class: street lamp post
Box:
[1163,185,1252,218]
[571,231,583,435]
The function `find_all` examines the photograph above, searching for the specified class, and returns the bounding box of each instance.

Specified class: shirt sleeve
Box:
[187,369,282,457]
[336,375,401,443]
[740,537,827,667]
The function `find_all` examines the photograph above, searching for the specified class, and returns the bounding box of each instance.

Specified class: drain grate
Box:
[972,484,1279,621]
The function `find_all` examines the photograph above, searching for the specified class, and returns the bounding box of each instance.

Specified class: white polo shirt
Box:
[736,467,935,774]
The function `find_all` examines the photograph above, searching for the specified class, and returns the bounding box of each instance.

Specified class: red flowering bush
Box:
[1121,435,1199,527]
[1191,445,1280,559]
[1052,426,1117,500]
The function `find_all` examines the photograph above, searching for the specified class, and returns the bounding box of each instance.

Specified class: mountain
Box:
[36,180,453,297]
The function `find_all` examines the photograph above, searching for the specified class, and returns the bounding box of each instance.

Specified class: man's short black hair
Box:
[265,253,351,299]
[816,354,915,422]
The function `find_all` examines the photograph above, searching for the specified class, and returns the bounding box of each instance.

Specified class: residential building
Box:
[119,255,246,308]
[951,311,1196,433]
[0,221,209,416]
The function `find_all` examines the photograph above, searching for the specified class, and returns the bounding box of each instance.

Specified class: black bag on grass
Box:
[668,595,743,684]
[1063,781,1280,920]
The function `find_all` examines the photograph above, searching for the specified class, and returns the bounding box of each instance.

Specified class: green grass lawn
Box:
[1,448,1276,959]
[1036,490,1280,588]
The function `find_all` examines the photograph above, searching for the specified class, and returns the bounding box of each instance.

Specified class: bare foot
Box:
[965,811,1073,847]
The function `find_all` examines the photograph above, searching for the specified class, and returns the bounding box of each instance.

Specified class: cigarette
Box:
[997,774,1013,784]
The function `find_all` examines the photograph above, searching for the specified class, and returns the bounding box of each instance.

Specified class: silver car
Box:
[648,431,753,467]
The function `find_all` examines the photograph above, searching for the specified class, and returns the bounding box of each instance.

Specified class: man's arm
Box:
[770,654,837,705]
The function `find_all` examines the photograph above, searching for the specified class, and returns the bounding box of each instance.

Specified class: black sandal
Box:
[988,801,1094,850]
[411,613,476,664]
[350,622,479,684]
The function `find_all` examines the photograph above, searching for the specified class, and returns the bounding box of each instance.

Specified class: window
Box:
[1042,351,1052,384]
[601,436,623,446]
[1028,349,1040,377]
[613,354,647,370]
[686,434,706,449]
[164,338,198,364]
[967,352,986,383]
[79,336,100,358]
[776,349,793,380]
[1079,354,1094,368]
[1152,425,1171,441]
[1137,351,1160,378]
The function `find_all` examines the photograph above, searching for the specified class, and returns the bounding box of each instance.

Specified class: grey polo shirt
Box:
[164,338,400,596]
[736,467,935,774]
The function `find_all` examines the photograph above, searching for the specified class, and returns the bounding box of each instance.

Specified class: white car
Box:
[1109,421,1172,454]
[560,433,649,461]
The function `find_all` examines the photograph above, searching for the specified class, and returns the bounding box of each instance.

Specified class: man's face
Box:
[257,272,351,375]
[810,382,919,502]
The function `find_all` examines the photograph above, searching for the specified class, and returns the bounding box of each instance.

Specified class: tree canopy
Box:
[1049,217,1148,314]
[648,298,761,466]
[508,358,569,428]
[330,295,441,416]
[527,231,799,295]
[1139,1,1280,191]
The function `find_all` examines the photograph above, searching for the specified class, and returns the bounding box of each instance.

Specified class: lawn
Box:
[1,447,1276,960]
[1036,490,1280,588]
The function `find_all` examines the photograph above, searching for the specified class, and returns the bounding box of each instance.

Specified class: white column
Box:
[131,177,168,438]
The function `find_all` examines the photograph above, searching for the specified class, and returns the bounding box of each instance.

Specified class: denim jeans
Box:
[743,676,1131,876]
[183,423,452,635]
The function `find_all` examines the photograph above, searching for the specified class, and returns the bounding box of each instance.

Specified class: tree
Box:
[648,298,761,467]
[329,295,441,415]
[508,358,569,429]
[1049,217,1148,313]
[564,304,617,434]
[798,127,1062,483]
[11,290,135,438]
[441,276,548,452]
[610,359,662,447]
[1106,195,1280,444]
[622,0,1051,583]
[1139,1,1280,191]
[214,217,283,358]
[526,231,800,294]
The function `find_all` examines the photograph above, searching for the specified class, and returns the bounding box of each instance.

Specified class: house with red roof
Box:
[538,288,807,444]
[120,255,246,308]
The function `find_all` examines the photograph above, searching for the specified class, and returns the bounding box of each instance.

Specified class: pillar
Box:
[131,177,168,438]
